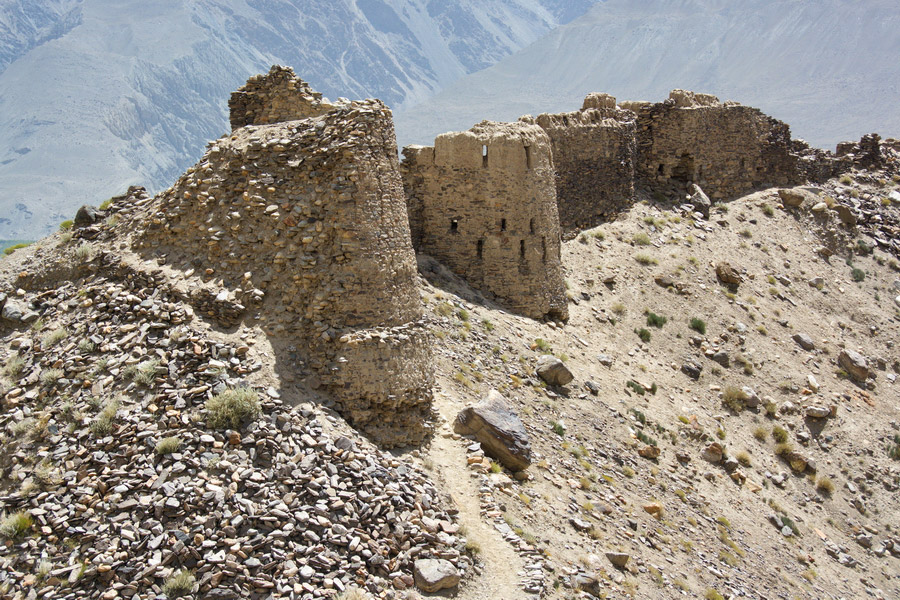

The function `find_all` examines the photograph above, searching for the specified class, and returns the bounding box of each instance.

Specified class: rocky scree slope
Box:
[0,204,469,599]
[414,164,900,599]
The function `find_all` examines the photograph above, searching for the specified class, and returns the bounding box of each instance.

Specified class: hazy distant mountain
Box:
[395,0,900,151]
[0,0,595,239]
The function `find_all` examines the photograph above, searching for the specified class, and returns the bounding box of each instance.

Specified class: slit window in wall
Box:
[450,218,459,232]
[524,145,532,169]
[657,163,665,175]
[477,239,483,259]
[500,218,507,232]
[530,218,535,234]
[520,239,526,258]
[482,145,488,168]
[542,237,547,262]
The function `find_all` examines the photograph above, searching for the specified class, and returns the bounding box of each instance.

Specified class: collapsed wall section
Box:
[402,121,568,321]
[136,97,432,446]
[535,93,637,234]
[228,65,336,130]
[636,90,801,198]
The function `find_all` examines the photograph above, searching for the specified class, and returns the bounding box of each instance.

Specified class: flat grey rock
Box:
[454,390,532,471]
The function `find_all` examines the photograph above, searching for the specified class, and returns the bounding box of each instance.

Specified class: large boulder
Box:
[778,188,818,208]
[715,262,743,285]
[689,184,711,219]
[74,204,104,227]
[535,354,574,386]
[838,349,869,382]
[454,390,532,471]
[793,333,816,351]
[413,559,460,592]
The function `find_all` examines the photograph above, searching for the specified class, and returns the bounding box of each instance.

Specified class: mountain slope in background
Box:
[0,0,595,239]
[395,0,900,150]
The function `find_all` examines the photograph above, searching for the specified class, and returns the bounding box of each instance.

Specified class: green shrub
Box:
[851,268,865,282]
[155,437,181,455]
[633,232,651,246]
[74,242,95,261]
[0,511,32,539]
[59,220,74,231]
[40,368,64,387]
[206,387,261,429]
[3,355,25,379]
[90,399,120,436]
[162,570,195,598]
[635,253,658,265]
[689,318,706,334]
[635,328,651,343]
[646,312,667,328]
[550,420,565,437]
[41,327,68,349]
[772,426,789,443]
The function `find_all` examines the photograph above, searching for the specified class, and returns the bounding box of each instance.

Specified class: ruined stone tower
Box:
[136,67,432,446]
[535,93,637,235]
[402,120,568,321]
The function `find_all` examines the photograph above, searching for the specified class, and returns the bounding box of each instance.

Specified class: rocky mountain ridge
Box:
[0,0,594,240]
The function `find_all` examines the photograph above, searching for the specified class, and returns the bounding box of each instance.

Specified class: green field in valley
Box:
[1,240,33,254]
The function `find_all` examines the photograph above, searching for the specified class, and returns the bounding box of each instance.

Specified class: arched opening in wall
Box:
[530,218,535,234]
[477,239,483,259]
[541,237,547,263]
[450,218,459,233]
[500,218,507,232]
[524,145,532,170]
[671,153,695,183]
[520,239,526,259]
[482,145,488,168]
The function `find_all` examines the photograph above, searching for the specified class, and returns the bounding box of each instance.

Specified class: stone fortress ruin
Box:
[128,65,887,445]
[401,121,568,322]
[134,66,431,447]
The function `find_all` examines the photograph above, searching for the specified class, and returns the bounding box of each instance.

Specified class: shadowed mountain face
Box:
[0,0,595,239]
[395,0,900,151]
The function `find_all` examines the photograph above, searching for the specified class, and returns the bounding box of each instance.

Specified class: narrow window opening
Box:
[500,218,507,232]
[657,163,665,175]
[541,237,547,262]
[476,239,483,259]
[524,145,532,170]
[519,239,526,258]
[482,145,488,168]
[450,218,459,232]
[529,218,535,234]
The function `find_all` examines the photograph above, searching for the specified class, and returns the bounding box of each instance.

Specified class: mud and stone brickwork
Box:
[401,121,568,321]
[534,93,637,235]
[634,90,801,199]
[228,65,336,130]
[135,73,432,446]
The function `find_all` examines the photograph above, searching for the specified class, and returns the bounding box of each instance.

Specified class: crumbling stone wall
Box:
[635,90,801,199]
[535,93,637,234]
[228,65,336,130]
[136,78,431,446]
[401,121,568,321]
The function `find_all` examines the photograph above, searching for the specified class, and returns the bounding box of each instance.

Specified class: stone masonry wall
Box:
[228,65,336,130]
[401,121,568,321]
[535,93,637,235]
[135,91,432,446]
[635,90,801,199]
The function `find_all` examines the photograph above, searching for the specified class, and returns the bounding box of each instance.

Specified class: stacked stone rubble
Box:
[401,121,568,321]
[136,68,431,446]
[534,93,637,235]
